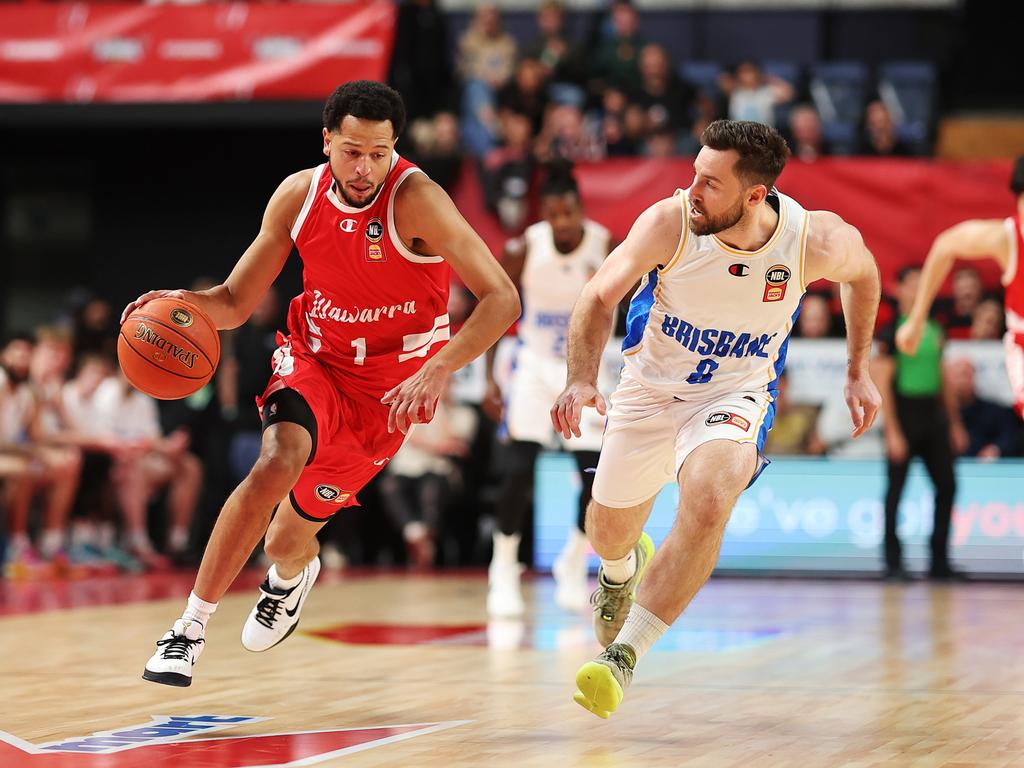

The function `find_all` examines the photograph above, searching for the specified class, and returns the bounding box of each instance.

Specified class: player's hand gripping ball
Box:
[118,298,220,400]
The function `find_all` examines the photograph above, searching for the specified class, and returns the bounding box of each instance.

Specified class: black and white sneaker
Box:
[241,556,320,652]
[143,618,205,687]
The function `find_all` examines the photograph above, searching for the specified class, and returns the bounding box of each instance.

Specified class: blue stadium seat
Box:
[762,60,801,88]
[678,61,723,99]
[809,62,868,154]
[877,61,936,153]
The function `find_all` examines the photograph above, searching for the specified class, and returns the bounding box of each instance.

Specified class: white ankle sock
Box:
[39,529,64,558]
[562,527,588,558]
[269,564,303,590]
[615,603,669,661]
[600,549,636,584]
[182,590,217,629]
[168,526,188,553]
[491,532,520,566]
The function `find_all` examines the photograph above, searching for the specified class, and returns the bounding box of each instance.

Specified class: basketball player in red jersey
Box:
[126,81,520,686]
[897,156,1024,419]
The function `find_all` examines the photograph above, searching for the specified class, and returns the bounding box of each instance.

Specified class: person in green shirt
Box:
[873,266,968,581]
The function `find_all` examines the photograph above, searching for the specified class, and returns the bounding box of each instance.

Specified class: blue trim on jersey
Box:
[758,301,803,449]
[621,268,659,353]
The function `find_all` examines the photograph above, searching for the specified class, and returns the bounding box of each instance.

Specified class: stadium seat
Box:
[878,61,936,153]
[809,61,869,154]
[678,60,723,100]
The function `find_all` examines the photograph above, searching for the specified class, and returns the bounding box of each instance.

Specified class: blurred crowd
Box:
[391,0,927,230]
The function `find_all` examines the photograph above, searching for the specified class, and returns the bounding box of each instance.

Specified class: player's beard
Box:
[335,175,384,209]
[689,196,745,236]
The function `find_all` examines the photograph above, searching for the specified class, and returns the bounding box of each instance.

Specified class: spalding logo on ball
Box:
[118,298,220,400]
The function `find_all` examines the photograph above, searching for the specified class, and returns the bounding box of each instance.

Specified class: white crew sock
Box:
[269,563,303,590]
[168,526,189,553]
[562,527,588,558]
[71,522,97,548]
[491,532,521,567]
[181,590,218,630]
[97,523,116,550]
[614,603,669,662]
[39,529,64,558]
[600,549,636,585]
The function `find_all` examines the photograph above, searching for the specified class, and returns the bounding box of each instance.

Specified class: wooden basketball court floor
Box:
[1,569,1022,767]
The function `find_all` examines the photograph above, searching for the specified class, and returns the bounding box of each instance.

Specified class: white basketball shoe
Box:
[552,539,589,611]
[241,556,321,652]
[143,618,206,687]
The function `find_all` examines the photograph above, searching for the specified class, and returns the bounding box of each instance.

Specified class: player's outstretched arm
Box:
[896,218,1010,355]
[382,174,521,434]
[551,197,679,439]
[805,212,882,438]
[120,171,310,330]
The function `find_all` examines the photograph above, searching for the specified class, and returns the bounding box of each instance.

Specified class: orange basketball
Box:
[117,297,220,400]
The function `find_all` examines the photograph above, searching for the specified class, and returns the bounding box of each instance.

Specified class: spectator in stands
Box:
[860,100,913,157]
[97,370,201,569]
[970,298,1006,341]
[633,44,696,146]
[388,0,454,122]
[378,379,477,568]
[644,126,677,158]
[786,103,831,162]
[873,266,965,581]
[763,371,821,455]
[588,0,646,96]
[406,112,463,193]
[458,4,518,156]
[535,102,604,164]
[71,296,116,367]
[482,109,535,231]
[943,266,984,338]
[946,357,1020,459]
[720,60,794,128]
[599,86,638,156]
[796,292,836,338]
[523,1,585,86]
[498,57,550,137]
[1,333,80,578]
[622,101,649,152]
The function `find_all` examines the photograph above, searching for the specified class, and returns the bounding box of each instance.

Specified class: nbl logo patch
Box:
[705,411,751,431]
[314,484,350,504]
[170,307,194,327]
[365,218,386,262]
[763,264,791,303]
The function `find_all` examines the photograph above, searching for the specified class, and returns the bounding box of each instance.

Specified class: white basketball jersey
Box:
[519,218,611,359]
[623,187,809,397]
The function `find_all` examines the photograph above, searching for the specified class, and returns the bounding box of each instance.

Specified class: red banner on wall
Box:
[453,157,1015,291]
[0,2,394,102]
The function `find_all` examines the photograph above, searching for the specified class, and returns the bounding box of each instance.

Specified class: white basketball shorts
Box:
[504,346,606,452]
[591,367,774,508]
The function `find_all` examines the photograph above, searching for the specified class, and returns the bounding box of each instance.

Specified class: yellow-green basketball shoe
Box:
[573,642,637,719]
[591,532,655,647]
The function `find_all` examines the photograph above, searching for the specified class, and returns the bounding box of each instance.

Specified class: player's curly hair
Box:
[540,160,580,199]
[700,120,791,190]
[322,80,406,138]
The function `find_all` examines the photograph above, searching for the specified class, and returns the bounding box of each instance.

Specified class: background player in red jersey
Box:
[127,81,520,687]
[897,155,1024,419]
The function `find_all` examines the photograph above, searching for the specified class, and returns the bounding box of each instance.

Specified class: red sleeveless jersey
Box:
[286,155,451,399]
[1005,214,1024,331]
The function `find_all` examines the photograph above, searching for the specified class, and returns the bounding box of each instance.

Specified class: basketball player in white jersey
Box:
[551,120,882,718]
[484,168,613,616]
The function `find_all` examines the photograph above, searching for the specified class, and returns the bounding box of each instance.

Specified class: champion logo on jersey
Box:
[763,264,791,302]
[339,218,358,233]
[728,263,749,277]
[315,484,351,504]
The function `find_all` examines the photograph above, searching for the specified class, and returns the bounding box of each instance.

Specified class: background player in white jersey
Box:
[896,155,1024,420]
[484,167,613,616]
[551,120,882,718]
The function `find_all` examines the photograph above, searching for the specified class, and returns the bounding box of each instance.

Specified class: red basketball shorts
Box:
[257,342,406,521]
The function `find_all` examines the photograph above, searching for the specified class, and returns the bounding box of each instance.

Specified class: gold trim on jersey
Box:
[798,210,810,291]
[658,189,690,274]
[711,196,788,257]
